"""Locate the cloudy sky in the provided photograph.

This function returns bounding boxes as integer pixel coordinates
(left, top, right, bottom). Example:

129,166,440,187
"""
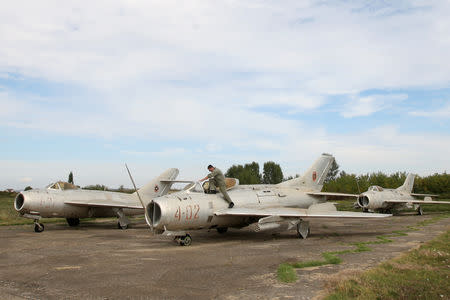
1,0,449,189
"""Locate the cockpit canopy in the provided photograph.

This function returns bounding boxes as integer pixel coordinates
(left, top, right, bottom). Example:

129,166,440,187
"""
46,181,78,190
182,178,240,194
368,185,383,192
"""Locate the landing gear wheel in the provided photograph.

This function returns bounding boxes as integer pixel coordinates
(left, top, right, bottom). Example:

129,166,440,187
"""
117,222,128,230
362,208,369,213
217,227,228,234
34,223,44,233
417,206,423,216
296,222,310,239
66,218,80,227
180,234,192,246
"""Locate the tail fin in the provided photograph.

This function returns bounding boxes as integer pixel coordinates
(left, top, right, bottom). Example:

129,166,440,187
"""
135,168,179,201
396,173,415,193
277,154,334,191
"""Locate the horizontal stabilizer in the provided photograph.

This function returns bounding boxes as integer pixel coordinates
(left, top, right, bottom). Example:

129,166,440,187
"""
411,193,439,198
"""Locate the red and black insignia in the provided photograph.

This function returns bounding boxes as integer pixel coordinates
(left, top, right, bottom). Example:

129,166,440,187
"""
312,171,317,182
154,185,159,193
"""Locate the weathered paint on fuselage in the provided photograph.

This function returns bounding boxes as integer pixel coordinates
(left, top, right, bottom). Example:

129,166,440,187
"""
15,189,142,218
149,185,325,231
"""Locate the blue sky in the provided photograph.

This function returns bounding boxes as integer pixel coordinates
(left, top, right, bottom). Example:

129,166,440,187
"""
1,0,449,189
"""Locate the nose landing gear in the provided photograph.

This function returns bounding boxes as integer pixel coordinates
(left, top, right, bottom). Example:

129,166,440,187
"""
174,234,192,246
34,221,45,233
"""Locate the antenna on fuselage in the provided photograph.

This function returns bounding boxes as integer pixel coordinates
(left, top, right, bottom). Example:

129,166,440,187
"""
125,164,153,232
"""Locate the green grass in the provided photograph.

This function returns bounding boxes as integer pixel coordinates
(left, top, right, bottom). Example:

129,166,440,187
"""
277,213,450,283
325,230,450,300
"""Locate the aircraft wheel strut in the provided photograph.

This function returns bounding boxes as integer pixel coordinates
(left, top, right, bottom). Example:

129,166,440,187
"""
297,221,310,239
417,206,423,216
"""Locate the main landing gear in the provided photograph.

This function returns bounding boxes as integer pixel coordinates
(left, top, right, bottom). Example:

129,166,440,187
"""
174,234,192,246
417,206,423,215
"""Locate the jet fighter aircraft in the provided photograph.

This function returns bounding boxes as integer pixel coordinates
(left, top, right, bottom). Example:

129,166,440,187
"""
142,154,391,246
14,168,179,232
356,173,450,215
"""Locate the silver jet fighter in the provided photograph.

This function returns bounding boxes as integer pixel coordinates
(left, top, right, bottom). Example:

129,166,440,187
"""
144,154,391,246
14,168,179,232
356,174,450,215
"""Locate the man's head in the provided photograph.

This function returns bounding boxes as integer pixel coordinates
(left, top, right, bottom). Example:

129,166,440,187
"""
207,165,215,172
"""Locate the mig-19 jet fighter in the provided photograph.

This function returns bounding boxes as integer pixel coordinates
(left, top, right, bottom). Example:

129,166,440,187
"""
142,154,391,246
356,173,450,215
14,168,179,232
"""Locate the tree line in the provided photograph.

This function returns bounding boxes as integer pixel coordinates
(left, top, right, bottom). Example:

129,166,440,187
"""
17,163,449,197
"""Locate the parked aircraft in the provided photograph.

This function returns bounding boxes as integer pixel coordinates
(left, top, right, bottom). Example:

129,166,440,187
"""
141,154,390,246
356,173,450,215
14,168,179,232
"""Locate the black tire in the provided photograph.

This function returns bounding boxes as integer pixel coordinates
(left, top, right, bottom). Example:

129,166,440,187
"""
66,218,80,227
117,222,128,230
217,227,228,234
181,234,192,246
34,223,44,233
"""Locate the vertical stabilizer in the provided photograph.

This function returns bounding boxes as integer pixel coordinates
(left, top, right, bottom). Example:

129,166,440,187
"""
135,168,179,204
277,154,335,191
396,173,415,193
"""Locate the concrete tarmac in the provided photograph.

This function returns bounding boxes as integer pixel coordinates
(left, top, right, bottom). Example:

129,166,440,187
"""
0,214,449,299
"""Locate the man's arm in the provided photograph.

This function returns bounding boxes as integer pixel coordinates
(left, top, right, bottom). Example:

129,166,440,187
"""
199,175,209,181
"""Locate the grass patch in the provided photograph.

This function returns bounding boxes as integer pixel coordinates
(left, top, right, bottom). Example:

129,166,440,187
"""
277,263,298,283
277,214,449,283
324,230,450,300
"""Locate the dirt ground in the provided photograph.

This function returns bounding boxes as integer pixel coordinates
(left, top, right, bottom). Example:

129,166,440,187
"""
0,214,449,300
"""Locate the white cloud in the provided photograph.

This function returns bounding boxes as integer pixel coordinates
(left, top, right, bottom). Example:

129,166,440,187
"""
19,177,33,183
1,1,450,189
1,1,450,94
341,94,408,118
409,103,450,118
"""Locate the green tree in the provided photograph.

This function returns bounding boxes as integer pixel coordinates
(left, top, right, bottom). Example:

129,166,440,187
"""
68,171,74,184
226,162,261,184
24,186,32,191
324,160,339,183
262,161,283,184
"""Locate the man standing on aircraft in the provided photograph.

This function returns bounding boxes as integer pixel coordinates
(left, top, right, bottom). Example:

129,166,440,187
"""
200,165,234,208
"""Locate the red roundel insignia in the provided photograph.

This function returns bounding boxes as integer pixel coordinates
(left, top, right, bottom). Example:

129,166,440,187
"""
154,185,159,193
312,171,317,182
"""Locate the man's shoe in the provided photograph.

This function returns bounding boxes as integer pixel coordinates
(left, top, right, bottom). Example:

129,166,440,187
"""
228,202,234,208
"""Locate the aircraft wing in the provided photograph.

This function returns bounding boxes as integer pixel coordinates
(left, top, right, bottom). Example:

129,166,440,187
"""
384,199,450,205
64,200,143,209
411,193,439,197
307,192,358,198
214,203,390,218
